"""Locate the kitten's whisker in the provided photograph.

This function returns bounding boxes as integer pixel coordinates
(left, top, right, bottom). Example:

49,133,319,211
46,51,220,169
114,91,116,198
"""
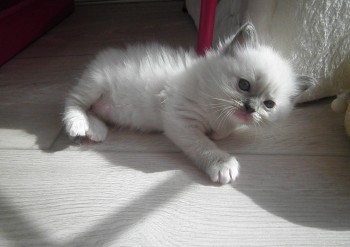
214,104,235,130
214,107,229,128
199,84,236,103
220,105,236,130
212,97,233,104
213,98,242,110
205,102,229,113
217,111,229,130
214,111,225,130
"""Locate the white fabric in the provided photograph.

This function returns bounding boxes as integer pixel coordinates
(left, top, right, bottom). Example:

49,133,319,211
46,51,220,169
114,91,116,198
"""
186,0,350,102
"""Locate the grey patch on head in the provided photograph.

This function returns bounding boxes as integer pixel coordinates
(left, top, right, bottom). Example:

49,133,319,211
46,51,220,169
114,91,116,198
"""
238,22,259,48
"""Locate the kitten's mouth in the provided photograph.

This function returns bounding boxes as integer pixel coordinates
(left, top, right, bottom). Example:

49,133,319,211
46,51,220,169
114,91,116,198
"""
234,110,252,122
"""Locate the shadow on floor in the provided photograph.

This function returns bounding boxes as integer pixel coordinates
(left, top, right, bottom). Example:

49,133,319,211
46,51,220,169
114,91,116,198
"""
234,154,350,230
0,172,196,247
53,130,350,232
0,191,58,247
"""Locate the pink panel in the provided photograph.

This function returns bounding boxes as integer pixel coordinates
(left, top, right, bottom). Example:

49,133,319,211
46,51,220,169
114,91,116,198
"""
0,0,74,66
196,0,217,55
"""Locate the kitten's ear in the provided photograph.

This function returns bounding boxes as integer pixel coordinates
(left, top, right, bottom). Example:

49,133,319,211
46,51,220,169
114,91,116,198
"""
220,22,259,56
296,75,317,92
292,75,317,103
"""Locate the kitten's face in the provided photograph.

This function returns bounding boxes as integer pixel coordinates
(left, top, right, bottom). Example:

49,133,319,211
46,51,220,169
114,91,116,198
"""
212,46,297,126
198,23,313,128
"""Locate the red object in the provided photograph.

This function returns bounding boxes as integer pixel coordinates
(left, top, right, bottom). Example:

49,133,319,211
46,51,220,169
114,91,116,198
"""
196,0,217,55
0,0,74,66
0,0,23,11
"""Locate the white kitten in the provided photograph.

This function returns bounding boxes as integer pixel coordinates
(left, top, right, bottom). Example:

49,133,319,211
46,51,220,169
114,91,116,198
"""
63,23,312,184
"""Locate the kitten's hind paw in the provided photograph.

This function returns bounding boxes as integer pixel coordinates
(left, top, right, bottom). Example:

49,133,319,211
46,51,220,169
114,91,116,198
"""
206,157,240,184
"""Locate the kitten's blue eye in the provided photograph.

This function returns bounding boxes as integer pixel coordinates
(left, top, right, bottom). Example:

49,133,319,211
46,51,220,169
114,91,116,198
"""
238,79,250,92
264,100,275,109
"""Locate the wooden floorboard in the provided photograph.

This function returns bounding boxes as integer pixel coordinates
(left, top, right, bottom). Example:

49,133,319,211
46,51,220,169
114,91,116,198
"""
0,2,349,246
0,150,349,246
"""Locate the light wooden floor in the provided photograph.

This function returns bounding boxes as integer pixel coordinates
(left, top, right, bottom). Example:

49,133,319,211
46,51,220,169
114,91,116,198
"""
1,2,350,246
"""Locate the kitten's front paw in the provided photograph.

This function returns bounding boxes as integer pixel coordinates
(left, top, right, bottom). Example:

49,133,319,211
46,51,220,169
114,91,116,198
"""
206,157,240,184
64,114,108,143
65,116,89,138
86,114,108,142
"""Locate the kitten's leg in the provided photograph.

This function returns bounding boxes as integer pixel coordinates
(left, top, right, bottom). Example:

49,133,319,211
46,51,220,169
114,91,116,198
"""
163,115,239,184
63,74,108,142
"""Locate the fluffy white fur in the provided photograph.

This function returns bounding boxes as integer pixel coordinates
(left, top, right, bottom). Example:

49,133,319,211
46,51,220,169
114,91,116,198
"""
63,23,311,184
